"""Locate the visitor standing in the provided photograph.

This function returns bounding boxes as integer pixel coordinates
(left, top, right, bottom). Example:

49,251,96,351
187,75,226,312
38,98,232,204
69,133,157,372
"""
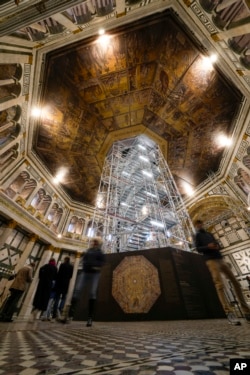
31,258,57,320
0,262,35,322
51,256,73,320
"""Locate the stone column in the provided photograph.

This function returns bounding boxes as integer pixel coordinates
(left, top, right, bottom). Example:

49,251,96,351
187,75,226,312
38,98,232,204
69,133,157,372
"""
25,183,42,207
53,247,61,264
0,219,17,247
216,0,239,12
0,53,32,64
0,221,17,302
0,95,25,112
83,216,90,237
64,252,81,307
62,211,73,235
213,23,250,40
0,79,16,86
0,163,25,191
15,234,39,272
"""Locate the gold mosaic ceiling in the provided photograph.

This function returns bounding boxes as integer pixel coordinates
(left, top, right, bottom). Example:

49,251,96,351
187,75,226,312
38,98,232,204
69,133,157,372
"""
34,10,242,205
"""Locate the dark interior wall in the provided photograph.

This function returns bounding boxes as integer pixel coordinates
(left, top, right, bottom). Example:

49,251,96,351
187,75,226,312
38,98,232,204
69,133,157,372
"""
74,247,225,321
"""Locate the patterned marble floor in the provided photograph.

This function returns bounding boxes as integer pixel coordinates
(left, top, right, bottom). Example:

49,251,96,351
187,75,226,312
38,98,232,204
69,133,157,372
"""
0,318,249,375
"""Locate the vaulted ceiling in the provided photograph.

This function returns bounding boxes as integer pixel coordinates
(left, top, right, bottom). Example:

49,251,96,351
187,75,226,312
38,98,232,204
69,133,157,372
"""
33,9,243,205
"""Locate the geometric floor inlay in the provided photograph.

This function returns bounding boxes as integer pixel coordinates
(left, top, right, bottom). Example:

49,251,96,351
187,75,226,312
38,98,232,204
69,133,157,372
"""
0,319,249,374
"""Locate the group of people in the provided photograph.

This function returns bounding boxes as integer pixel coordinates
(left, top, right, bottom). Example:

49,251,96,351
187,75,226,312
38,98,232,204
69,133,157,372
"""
31,236,105,327
31,256,73,322
0,229,250,327
0,237,105,326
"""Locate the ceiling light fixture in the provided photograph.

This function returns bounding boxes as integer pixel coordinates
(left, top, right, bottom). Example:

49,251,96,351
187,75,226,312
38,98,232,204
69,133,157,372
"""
31,107,42,117
97,30,111,48
53,168,67,184
200,54,217,71
181,180,195,196
209,54,217,63
217,134,232,147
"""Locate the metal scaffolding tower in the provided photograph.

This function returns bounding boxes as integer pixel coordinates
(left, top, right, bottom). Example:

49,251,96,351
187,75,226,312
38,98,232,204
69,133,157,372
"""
91,136,195,253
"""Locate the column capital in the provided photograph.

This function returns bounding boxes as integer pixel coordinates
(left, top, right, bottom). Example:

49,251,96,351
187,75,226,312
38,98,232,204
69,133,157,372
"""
29,234,39,242
183,0,192,6
47,244,55,251
8,220,17,228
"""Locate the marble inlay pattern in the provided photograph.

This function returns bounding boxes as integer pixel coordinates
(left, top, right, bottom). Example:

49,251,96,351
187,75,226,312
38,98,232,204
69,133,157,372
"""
112,255,161,313
0,319,249,374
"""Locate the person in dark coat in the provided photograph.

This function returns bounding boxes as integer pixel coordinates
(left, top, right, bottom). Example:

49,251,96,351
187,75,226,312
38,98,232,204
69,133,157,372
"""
52,256,73,319
31,258,57,320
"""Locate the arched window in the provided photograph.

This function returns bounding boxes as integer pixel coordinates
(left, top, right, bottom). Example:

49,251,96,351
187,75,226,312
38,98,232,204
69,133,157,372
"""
75,218,84,235
44,18,65,34
31,189,52,215
48,203,63,230
31,188,45,208
0,64,22,80
19,179,37,200
37,194,52,215
0,82,22,103
0,144,19,170
47,203,59,222
228,35,250,55
67,216,78,233
47,203,63,225
65,4,92,25
5,171,30,198
87,219,98,237
92,0,114,17
53,207,63,228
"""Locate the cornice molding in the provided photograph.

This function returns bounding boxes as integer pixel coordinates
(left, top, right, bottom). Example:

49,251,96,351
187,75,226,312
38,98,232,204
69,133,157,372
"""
0,192,85,251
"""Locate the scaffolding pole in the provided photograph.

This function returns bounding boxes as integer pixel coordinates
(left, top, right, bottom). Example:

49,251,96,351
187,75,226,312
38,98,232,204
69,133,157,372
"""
91,135,195,253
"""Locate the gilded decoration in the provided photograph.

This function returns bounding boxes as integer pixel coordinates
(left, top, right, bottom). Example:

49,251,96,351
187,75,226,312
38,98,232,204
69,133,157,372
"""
34,11,242,205
112,255,161,313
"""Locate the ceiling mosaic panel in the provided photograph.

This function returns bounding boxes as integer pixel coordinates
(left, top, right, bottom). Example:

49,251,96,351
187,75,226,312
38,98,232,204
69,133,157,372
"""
34,10,242,205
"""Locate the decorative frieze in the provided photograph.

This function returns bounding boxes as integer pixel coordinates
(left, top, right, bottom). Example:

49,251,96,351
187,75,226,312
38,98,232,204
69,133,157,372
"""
190,1,217,34
235,139,249,161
